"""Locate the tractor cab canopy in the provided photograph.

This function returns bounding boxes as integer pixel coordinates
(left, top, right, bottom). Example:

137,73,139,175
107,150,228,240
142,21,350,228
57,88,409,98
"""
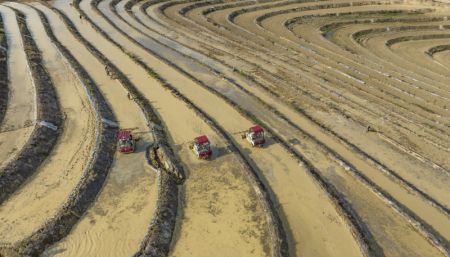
249,126,264,139
194,135,210,151
118,130,135,153
247,125,265,146
195,135,209,145
193,135,212,158
249,125,264,134
118,130,132,141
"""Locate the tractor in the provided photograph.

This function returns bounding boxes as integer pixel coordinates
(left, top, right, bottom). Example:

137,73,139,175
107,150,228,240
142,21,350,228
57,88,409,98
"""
242,125,265,147
190,135,212,159
117,130,135,153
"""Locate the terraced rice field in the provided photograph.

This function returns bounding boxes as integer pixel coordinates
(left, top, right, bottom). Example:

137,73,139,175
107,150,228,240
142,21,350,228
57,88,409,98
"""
0,0,449,257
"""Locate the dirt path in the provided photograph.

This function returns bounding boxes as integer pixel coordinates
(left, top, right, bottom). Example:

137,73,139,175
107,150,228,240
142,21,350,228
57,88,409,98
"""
46,1,274,256
0,5,35,168
0,2,96,244
29,3,158,257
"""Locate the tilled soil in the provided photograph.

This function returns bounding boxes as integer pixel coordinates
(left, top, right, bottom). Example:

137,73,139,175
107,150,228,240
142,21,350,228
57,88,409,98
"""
0,0,449,257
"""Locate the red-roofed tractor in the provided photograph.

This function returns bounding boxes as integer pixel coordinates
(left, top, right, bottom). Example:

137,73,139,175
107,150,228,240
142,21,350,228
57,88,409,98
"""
117,130,135,153
242,125,265,147
190,135,212,159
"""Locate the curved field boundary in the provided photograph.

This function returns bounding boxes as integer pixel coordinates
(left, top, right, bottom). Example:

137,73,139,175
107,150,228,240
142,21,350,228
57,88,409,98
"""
427,44,450,55
227,2,447,118
282,8,436,28
0,10,62,204
51,4,186,257
0,15,7,125
130,0,450,252
352,26,450,44
387,33,450,46
315,21,450,123
160,0,450,213
74,0,185,182
174,0,325,19
0,6,118,256
148,1,450,254
224,2,450,155
201,0,255,16
323,19,450,97
349,26,450,117
284,20,450,142
317,16,447,34
97,1,380,256
176,2,450,219
204,0,446,118
286,11,442,31
134,0,450,220
196,0,450,150
136,162,177,257
149,0,402,138
224,5,450,252
77,1,289,255
161,0,450,213
178,0,450,218
229,1,394,23
244,4,449,131
329,26,450,171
